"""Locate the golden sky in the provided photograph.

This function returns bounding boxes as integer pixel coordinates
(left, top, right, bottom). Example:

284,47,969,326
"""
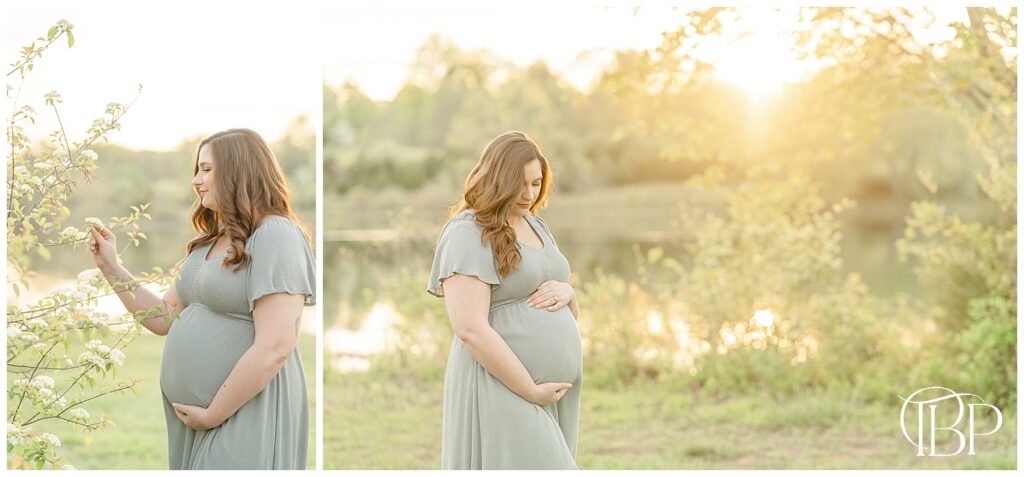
322,1,972,101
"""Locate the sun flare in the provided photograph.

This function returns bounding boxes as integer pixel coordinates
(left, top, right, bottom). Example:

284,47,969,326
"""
701,9,812,98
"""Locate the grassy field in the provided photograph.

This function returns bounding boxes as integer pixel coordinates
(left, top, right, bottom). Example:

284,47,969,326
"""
323,368,1016,470
12,332,316,470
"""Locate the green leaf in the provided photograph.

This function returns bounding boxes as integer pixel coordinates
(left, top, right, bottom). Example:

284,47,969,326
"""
47,26,58,41
66,30,74,48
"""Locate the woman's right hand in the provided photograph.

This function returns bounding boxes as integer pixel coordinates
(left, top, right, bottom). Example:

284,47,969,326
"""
88,225,120,272
528,382,573,406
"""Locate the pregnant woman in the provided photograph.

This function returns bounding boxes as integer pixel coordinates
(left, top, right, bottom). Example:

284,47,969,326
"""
87,128,315,469
427,130,583,469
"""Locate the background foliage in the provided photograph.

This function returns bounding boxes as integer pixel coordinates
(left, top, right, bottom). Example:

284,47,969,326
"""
323,7,1016,469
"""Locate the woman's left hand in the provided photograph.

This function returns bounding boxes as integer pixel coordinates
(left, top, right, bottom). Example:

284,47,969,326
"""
528,280,575,311
171,403,224,431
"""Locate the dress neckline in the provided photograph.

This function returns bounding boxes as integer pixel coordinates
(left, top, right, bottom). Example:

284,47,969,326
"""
516,214,546,252
458,210,546,252
200,215,291,262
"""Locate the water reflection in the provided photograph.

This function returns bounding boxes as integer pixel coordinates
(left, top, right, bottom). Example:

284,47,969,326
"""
325,302,402,373
324,221,908,372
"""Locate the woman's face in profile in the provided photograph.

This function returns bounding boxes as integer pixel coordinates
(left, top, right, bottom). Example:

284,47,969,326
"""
192,145,219,211
511,158,543,218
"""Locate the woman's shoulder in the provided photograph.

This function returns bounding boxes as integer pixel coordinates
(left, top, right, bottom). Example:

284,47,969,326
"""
247,215,308,248
443,210,482,231
439,210,488,244
256,214,300,230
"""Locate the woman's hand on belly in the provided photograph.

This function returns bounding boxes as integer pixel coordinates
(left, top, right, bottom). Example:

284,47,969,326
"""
171,402,226,431
443,273,572,407
527,280,575,312
528,382,574,406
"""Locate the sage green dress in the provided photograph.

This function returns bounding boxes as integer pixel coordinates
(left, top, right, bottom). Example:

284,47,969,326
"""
427,210,583,470
160,216,315,470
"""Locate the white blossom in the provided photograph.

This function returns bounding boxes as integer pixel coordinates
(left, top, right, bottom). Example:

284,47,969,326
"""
79,351,105,367
84,217,104,228
72,289,89,302
77,268,103,284
33,162,55,170
96,344,111,354
27,318,47,329
79,149,98,161
53,286,75,296
109,349,125,366
38,433,61,447
69,408,90,420
31,376,55,389
7,424,24,446
85,339,102,350
88,311,111,325
7,326,22,338
62,226,81,237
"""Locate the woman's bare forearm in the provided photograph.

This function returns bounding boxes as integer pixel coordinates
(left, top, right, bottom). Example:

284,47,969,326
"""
459,325,540,401
98,263,174,335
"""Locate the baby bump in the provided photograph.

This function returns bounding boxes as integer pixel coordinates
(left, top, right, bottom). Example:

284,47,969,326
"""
160,305,254,407
491,301,582,385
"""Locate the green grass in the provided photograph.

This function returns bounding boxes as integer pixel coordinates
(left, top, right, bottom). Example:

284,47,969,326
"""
12,332,316,470
323,368,1016,470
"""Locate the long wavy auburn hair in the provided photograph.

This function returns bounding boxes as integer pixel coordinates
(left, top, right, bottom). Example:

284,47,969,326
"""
186,128,309,272
450,130,553,276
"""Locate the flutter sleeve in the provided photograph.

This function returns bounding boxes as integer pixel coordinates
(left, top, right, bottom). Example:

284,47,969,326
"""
426,218,500,297
245,218,316,312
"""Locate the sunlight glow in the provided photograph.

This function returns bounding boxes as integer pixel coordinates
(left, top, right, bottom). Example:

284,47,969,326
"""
752,309,776,328
713,38,799,96
705,10,809,98
646,311,664,334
